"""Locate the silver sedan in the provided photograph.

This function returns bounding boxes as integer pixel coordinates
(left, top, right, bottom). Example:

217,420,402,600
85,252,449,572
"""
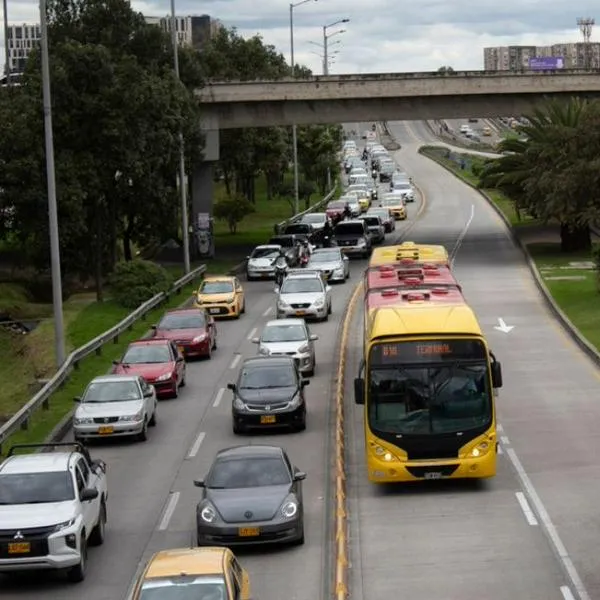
306,248,350,282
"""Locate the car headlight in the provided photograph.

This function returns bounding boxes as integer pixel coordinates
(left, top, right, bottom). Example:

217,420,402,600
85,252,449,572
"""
225,296,235,304
120,411,143,422
277,300,288,308
287,394,301,408
281,499,298,519
357,239,366,247
192,334,207,343
74,416,93,425
372,444,398,462
233,397,246,410
313,298,325,308
52,518,76,533
200,504,218,523
297,344,309,353
259,346,270,356
195,298,204,305
156,372,173,382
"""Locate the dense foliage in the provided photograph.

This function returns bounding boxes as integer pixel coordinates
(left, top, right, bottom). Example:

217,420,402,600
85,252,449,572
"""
480,98,600,252
109,260,173,309
0,1,341,298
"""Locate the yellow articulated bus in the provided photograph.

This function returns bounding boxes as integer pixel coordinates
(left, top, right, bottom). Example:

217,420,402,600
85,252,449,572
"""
369,241,450,268
354,304,503,483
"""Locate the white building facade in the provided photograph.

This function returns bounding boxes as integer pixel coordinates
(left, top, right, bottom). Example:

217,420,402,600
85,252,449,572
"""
5,23,41,75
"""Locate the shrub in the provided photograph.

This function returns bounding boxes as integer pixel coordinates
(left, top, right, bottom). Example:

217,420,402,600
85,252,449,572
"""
213,192,255,234
592,246,600,288
109,260,173,309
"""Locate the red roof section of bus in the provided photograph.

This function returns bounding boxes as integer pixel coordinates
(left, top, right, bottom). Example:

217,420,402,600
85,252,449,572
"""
365,262,461,291
365,287,466,311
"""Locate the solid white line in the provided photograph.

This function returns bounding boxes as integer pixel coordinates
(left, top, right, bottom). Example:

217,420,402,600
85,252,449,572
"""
263,306,273,317
506,448,591,600
560,586,576,600
157,492,180,531
500,435,510,445
450,204,475,267
187,432,206,459
247,327,258,340
515,491,539,526
229,354,242,370
212,387,225,408
497,444,504,455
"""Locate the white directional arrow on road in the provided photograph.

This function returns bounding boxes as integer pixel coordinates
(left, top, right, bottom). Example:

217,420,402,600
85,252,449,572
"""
494,318,514,333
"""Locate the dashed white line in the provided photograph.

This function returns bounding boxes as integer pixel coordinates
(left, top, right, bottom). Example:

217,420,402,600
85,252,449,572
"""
187,431,206,459
515,491,539,526
212,387,225,408
500,435,510,445
263,306,273,317
560,586,576,600
506,447,591,600
229,354,242,370
497,423,504,432
497,444,504,455
450,204,475,267
157,492,180,531
247,327,258,340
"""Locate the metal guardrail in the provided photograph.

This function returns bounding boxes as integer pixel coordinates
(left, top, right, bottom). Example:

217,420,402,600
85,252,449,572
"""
0,264,207,453
275,185,338,233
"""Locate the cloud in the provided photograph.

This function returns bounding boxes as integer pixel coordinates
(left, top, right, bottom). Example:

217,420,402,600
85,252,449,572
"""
1,0,598,74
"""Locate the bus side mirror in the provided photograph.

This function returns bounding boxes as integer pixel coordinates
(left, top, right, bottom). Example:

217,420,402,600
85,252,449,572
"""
354,378,365,405
491,361,503,389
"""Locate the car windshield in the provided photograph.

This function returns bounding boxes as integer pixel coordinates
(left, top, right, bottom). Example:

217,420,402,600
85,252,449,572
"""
270,237,293,247
122,344,171,364
302,214,325,224
208,456,291,488
83,380,141,403
327,202,344,210
335,224,365,236
159,313,206,329
0,471,75,504
140,576,227,600
200,281,234,294
251,247,280,259
262,324,307,343
239,365,296,389
280,278,323,294
362,217,379,227
285,225,309,234
395,183,411,191
309,251,340,263
368,363,491,435
368,211,388,220
381,199,401,206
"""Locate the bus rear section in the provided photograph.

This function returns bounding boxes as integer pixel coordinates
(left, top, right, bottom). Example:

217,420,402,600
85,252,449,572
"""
364,263,461,292
354,305,503,483
369,241,450,268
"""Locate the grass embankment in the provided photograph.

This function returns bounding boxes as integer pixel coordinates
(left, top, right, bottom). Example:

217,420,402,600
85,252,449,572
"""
419,145,600,353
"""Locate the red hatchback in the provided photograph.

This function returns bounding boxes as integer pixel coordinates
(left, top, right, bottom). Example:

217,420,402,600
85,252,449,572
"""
151,308,217,359
326,200,348,223
112,339,186,398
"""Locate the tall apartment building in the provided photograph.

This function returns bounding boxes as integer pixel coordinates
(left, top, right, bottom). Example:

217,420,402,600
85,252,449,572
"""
483,42,600,70
144,14,222,50
5,23,41,76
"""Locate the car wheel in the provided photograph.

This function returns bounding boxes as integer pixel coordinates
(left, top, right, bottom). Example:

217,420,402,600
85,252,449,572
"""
212,334,217,351
328,302,332,315
67,536,87,582
149,408,157,426
89,501,106,546
172,383,179,399
180,372,186,387
241,300,246,314
138,420,148,442
246,273,254,281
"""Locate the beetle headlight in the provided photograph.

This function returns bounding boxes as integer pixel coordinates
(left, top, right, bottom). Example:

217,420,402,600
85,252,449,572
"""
200,505,217,523
281,500,298,519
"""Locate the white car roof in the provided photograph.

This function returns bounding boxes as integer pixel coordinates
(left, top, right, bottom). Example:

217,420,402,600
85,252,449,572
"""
265,318,306,327
254,244,282,250
285,270,322,279
1,452,75,475
91,374,140,384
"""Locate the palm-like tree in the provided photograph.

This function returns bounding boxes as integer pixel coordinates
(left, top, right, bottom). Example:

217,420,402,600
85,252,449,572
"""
480,97,596,252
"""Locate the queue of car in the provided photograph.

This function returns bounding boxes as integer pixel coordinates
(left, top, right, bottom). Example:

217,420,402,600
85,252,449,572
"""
0,134,415,597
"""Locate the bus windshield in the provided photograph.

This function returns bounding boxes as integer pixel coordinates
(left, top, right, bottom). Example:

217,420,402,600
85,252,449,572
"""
366,340,491,435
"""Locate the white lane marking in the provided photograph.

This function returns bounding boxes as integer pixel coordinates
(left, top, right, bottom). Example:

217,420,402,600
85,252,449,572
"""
158,492,180,531
212,387,225,408
497,423,504,432
506,448,591,600
229,354,242,370
263,306,273,316
515,491,539,526
247,327,258,340
561,586,576,600
450,204,475,267
500,435,510,445
497,444,504,455
187,431,206,459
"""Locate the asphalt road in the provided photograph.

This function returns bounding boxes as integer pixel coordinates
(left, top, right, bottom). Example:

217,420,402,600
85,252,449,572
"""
346,121,600,600
0,124,423,600
439,118,503,148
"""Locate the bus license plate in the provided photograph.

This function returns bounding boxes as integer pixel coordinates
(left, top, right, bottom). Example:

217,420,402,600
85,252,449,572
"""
8,542,31,554
424,472,442,480
98,426,114,435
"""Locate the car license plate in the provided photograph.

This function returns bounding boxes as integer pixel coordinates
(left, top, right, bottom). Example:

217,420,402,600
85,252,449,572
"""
260,415,276,424
209,308,220,314
295,310,306,316
238,527,260,537
98,426,114,435
8,542,31,554
424,472,443,480
177,345,185,353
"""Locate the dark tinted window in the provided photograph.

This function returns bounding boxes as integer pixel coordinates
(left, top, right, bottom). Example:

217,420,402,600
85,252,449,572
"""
159,313,206,329
0,471,75,504
285,224,310,234
140,577,227,600
362,217,380,227
335,223,365,236
270,237,294,247
208,456,291,488
250,247,280,259
239,364,296,388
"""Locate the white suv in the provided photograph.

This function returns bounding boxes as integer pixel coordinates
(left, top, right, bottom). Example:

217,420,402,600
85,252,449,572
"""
0,443,108,582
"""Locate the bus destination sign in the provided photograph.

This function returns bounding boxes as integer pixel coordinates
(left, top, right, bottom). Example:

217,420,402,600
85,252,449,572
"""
371,339,486,364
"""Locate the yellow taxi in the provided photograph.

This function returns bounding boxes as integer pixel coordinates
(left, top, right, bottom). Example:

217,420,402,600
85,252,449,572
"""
379,195,407,220
131,547,251,600
348,189,370,211
194,275,245,319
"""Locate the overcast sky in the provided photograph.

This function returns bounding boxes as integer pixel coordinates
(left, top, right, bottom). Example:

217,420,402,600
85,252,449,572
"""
1,1,598,74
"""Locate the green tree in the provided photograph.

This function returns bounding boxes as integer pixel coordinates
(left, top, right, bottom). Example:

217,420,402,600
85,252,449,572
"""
438,66,455,74
480,98,598,252
213,192,255,234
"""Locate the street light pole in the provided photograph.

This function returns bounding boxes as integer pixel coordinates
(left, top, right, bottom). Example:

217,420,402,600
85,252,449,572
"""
322,26,327,75
3,0,9,83
39,0,66,366
170,0,191,274
322,19,349,76
289,0,316,216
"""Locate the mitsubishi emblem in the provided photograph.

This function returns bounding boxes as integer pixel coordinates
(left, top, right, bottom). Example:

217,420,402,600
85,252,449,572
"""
13,531,24,540
265,406,270,412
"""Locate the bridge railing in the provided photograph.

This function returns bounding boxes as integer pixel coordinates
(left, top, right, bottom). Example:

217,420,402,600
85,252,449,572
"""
275,185,338,233
0,265,207,454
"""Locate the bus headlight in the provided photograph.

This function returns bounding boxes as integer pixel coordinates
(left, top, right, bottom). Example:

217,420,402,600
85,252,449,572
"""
373,444,397,462
470,442,489,457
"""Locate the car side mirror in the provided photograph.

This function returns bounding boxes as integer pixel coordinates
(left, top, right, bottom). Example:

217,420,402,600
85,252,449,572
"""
80,488,99,502
354,377,365,405
294,471,307,481
144,389,154,398
73,396,82,403
491,361,503,389
227,383,236,391
309,334,318,341
245,255,250,260
193,479,205,488
150,325,157,330
301,379,310,387
251,337,260,344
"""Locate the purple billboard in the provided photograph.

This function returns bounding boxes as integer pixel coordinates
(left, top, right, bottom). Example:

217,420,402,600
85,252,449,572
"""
528,57,565,70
